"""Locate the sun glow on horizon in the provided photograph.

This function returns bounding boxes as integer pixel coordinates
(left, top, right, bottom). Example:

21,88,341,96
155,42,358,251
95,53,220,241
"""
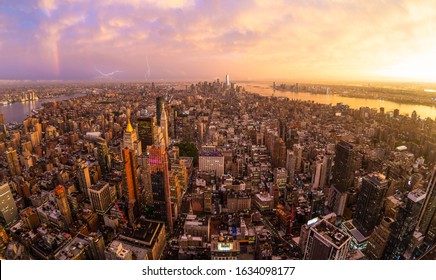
1,0,436,81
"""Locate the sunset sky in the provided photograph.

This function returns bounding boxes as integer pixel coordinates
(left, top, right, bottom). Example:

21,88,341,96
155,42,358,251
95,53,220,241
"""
1,0,435,82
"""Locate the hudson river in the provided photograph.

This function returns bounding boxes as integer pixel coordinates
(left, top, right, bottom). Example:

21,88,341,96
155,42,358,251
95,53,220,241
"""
0,93,85,124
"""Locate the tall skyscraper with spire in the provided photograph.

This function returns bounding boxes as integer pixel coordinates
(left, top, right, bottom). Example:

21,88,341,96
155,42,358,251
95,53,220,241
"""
155,97,169,148
123,108,141,155
160,105,169,148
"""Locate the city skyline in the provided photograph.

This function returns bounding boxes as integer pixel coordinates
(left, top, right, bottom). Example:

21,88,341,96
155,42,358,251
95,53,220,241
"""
0,79,435,260
1,0,436,82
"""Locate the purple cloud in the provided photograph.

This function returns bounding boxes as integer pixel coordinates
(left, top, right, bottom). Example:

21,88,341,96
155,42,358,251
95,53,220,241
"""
0,0,435,82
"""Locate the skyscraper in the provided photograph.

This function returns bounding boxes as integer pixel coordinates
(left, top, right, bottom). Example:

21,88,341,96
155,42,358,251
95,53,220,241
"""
417,165,436,244
0,182,18,226
53,185,73,226
225,74,230,87
292,144,303,172
332,141,354,193
5,147,21,176
327,141,354,215
77,161,92,195
88,181,113,214
160,105,169,148
169,171,181,218
122,147,140,226
137,154,153,207
365,216,395,259
137,116,155,151
148,145,173,230
122,148,140,203
353,173,389,237
303,219,351,260
123,115,141,155
95,138,110,178
384,188,426,259
156,97,163,126
272,138,286,168
286,149,296,182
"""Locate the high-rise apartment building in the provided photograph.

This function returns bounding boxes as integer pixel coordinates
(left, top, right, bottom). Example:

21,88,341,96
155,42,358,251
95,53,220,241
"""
354,173,389,237
384,188,426,259
292,144,303,172
328,141,355,215
0,182,18,226
365,216,395,259
303,219,351,260
332,141,354,193
88,181,113,214
5,147,21,176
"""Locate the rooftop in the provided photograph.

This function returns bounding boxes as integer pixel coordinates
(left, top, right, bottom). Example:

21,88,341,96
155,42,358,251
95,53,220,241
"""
312,220,351,248
365,172,388,188
109,240,148,260
89,180,109,191
119,219,164,247
55,235,90,260
343,220,370,242
255,192,273,202
407,188,426,203
200,151,223,157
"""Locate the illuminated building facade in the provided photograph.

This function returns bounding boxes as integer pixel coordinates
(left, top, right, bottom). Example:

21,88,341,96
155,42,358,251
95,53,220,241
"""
211,235,240,260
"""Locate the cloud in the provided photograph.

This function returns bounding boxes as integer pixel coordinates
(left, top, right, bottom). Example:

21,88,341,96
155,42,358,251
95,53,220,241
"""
0,0,435,81
38,0,57,17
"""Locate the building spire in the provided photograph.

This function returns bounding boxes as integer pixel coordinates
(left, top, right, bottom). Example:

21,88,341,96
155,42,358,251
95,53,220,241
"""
126,118,134,133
